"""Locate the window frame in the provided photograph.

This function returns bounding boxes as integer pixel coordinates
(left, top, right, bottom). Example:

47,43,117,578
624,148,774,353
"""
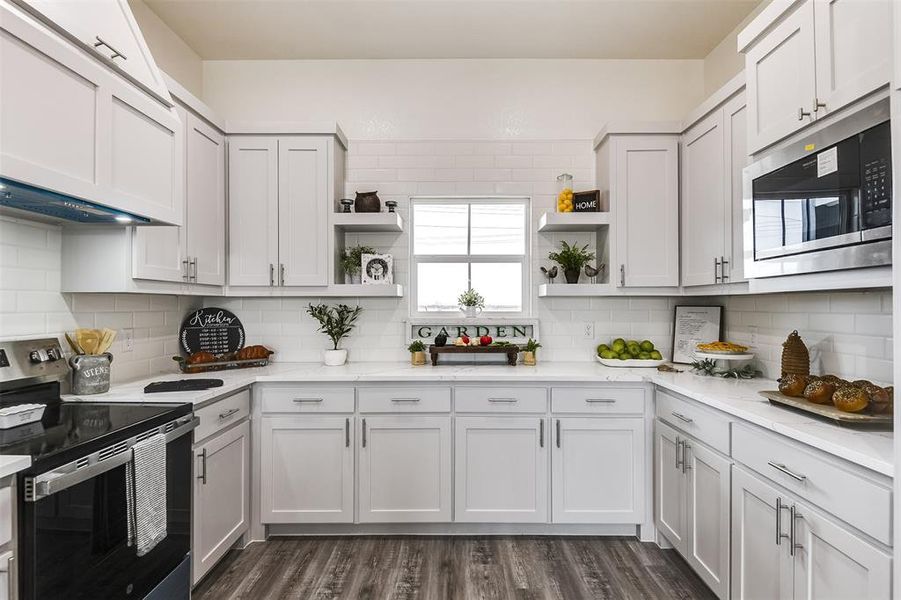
409,196,531,318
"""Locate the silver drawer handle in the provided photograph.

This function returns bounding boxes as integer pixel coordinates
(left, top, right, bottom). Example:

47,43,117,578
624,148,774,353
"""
391,397,421,403
671,411,693,423
488,397,518,403
94,35,126,60
768,461,807,482
218,408,240,420
293,398,324,403
585,398,616,404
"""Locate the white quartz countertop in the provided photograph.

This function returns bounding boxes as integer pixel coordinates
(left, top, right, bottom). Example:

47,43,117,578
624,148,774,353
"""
64,361,894,478
0,454,31,479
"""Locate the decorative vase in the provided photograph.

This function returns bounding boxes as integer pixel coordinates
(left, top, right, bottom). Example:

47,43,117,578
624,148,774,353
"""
522,351,536,366
434,333,448,347
564,268,580,284
354,191,381,213
781,330,809,378
345,272,362,285
323,349,348,366
461,306,482,318
411,351,427,365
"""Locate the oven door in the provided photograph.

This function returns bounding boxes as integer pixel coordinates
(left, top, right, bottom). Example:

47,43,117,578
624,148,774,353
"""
18,430,192,600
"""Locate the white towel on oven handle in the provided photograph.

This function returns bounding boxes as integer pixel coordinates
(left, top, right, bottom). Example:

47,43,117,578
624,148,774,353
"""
126,433,167,556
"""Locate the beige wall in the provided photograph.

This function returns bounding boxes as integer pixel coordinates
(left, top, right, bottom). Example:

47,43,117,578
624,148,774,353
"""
128,0,203,97
702,0,771,95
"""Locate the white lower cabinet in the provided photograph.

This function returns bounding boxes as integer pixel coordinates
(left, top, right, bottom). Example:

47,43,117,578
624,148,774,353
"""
193,420,250,586
454,416,548,523
260,416,354,524
358,416,451,523
551,417,644,524
655,420,687,551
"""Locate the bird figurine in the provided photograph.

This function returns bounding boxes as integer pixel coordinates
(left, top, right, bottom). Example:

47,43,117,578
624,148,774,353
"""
541,266,558,284
584,264,600,284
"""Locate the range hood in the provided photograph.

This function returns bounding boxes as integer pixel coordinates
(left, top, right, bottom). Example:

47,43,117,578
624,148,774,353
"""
0,178,151,225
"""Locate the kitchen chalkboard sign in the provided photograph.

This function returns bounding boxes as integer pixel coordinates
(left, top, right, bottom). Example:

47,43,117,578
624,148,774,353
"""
179,308,246,356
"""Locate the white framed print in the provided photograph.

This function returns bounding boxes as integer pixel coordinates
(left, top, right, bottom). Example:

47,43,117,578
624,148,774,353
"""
672,305,723,364
361,253,393,285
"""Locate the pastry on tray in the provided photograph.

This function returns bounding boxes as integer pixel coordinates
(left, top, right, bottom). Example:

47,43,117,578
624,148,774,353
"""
778,373,808,397
802,379,836,405
696,341,749,354
832,386,869,413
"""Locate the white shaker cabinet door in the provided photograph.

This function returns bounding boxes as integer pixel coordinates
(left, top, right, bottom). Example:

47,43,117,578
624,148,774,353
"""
791,499,892,600
654,420,686,553
260,416,354,524
744,0,817,154
813,0,892,118
192,420,250,586
454,416,548,523
358,416,452,523
723,92,749,284
185,113,226,286
731,466,793,600
277,137,330,287
614,135,679,287
228,137,279,287
552,417,644,524
681,111,726,287
684,438,731,600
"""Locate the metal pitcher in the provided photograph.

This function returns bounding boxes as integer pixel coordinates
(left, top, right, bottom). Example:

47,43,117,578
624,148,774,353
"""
70,353,113,395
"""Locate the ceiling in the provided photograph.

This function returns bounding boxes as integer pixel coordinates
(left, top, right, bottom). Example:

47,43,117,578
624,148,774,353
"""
143,0,760,60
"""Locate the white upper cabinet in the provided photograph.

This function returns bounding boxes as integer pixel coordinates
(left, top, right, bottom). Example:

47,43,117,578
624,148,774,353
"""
723,93,749,284
17,0,170,103
185,112,226,285
741,0,891,155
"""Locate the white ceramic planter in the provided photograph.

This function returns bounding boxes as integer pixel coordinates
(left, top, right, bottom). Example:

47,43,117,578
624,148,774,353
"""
323,349,348,366
461,306,482,319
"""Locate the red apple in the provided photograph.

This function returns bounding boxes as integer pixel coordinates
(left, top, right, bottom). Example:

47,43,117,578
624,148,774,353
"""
461,336,470,344
480,335,492,346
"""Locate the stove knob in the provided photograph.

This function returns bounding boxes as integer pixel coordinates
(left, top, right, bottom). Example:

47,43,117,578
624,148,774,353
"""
29,349,49,363
46,347,62,361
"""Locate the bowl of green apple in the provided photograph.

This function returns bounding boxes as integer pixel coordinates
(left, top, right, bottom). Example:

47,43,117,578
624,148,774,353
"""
596,338,666,368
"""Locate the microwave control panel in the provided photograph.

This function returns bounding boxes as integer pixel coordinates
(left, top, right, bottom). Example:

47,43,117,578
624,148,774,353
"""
860,122,892,229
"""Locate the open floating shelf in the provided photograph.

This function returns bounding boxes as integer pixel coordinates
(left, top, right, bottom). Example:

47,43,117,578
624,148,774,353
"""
324,284,404,297
537,212,610,232
333,212,404,233
538,283,614,297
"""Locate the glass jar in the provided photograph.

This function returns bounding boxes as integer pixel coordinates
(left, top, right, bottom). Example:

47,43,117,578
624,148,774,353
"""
556,173,573,212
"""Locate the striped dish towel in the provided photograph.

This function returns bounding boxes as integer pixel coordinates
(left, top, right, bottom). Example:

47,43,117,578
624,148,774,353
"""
126,433,168,556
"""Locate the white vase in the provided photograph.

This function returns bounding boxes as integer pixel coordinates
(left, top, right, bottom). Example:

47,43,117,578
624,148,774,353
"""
323,349,348,366
344,272,362,285
461,306,482,318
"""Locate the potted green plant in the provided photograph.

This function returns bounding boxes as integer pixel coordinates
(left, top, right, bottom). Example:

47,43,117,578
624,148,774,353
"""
341,244,376,284
305,303,363,366
407,340,427,365
548,241,596,284
457,288,485,318
522,338,542,365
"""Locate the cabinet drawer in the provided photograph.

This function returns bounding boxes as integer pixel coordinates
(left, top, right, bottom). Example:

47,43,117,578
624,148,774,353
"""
551,387,644,415
455,386,547,413
732,423,892,545
358,386,451,413
194,389,250,443
260,386,354,414
655,389,730,455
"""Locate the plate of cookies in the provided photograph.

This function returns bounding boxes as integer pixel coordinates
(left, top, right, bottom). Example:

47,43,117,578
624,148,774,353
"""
760,374,893,427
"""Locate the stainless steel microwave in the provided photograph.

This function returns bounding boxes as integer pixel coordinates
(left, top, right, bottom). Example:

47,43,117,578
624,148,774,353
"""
743,99,891,279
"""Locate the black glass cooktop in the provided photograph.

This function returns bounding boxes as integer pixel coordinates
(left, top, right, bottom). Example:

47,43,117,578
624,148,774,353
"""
0,382,191,471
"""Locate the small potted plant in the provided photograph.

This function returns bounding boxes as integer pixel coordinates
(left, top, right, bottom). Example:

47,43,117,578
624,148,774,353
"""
341,244,376,284
306,303,363,366
548,241,596,284
522,338,542,365
457,288,485,318
407,340,427,365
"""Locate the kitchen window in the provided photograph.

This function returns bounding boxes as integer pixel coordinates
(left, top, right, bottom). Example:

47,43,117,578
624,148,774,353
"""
411,197,529,315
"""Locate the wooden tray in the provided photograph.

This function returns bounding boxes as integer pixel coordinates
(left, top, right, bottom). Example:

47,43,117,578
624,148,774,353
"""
177,357,270,374
759,390,893,428
429,345,519,366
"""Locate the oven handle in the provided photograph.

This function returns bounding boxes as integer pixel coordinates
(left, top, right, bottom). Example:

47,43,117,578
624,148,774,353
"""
25,416,198,502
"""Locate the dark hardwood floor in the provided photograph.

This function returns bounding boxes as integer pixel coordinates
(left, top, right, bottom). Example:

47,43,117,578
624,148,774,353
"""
194,536,716,600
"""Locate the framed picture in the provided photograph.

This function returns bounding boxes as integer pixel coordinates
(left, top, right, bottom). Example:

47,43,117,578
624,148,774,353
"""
671,305,723,364
361,253,393,285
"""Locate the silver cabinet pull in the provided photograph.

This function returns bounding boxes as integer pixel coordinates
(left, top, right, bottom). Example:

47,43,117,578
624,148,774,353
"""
675,436,683,470
362,418,367,448
682,442,691,473
539,419,544,448
555,419,561,448
269,264,275,287
767,461,807,482
182,258,190,281
345,418,350,448
391,397,421,403
671,411,693,424
197,448,207,485
279,263,286,286
94,35,126,60
619,264,625,287
218,407,240,420
798,107,812,120
488,397,517,403
790,504,803,556
714,257,721,283
293,397,324,404
813,98,826,113
190,257,198,282
585,398,616,404
720,256,729,281
775,497,784,545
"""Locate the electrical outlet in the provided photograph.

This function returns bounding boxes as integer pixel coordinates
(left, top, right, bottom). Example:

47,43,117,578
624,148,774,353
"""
583,321,594,338
123,328,134,352
748,326,758,347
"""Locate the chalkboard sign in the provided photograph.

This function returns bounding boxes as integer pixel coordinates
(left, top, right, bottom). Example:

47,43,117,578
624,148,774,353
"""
573,190,600,212
179,308,245,356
